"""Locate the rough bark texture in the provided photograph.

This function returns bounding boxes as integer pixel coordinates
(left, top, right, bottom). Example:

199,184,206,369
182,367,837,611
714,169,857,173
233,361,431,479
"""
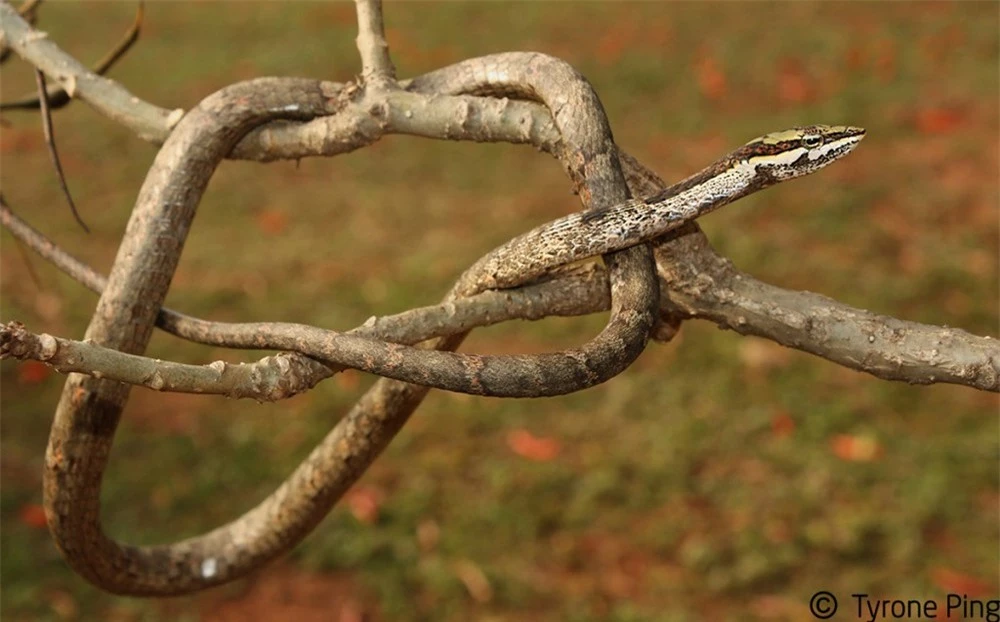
0,0,996,598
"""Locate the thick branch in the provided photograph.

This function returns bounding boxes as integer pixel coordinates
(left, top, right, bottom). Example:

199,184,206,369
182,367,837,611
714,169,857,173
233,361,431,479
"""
1,7,994,599
2,79,994,392
1,322,328,400
654,233,1000,391
0,0,38,63
6,215,997,394
229,89,560,162
32,52,660,591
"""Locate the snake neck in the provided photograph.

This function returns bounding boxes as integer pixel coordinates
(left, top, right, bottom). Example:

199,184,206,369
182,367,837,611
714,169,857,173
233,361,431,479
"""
645,157,765,225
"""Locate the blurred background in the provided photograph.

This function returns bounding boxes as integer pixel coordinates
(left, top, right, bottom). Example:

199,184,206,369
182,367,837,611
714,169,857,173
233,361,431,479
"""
1,3,996,621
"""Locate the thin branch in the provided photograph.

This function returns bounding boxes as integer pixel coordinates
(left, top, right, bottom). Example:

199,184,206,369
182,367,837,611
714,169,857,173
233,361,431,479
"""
354,0,395,88
1,194,43,287
0,2,176,141
1,2,143,110
1,322,327,400
0,195,101,289
34,70,89,232
1,194,615,372
0,2,992,595
2,84,996,393
2,178,652,398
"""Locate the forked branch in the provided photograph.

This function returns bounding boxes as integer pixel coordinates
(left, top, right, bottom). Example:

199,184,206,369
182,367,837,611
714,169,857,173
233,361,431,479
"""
1,2,143,110
0,0,995,599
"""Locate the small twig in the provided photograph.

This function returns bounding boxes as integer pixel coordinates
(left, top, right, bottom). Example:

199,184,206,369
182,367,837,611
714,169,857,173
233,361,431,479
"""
0,2,175,142
1,2,143,111
19,0,42,21
354,0,395,89
0,195,100,289
2,90,996,393
10,234,43,287
34,70,88,232
0,193,43,288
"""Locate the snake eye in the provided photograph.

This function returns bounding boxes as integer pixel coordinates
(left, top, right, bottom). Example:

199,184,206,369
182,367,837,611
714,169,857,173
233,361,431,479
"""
802,134,823,148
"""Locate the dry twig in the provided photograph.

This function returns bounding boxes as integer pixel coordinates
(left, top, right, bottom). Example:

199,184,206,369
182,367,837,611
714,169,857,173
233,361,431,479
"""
0,0,996,598
2,3,143,110
34,70,88,231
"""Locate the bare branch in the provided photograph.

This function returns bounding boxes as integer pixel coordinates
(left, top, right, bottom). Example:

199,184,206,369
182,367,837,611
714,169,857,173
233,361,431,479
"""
229,89,561,162
653,232,1000,392
3,77,995,393
7,192,996,394
2,2,994,599
0,322,326,400
0,0,40,64
354,0,395,88
2,199,42,288
0,195,617,395
2,2,143,110
0,2,176,141
34,70,89,232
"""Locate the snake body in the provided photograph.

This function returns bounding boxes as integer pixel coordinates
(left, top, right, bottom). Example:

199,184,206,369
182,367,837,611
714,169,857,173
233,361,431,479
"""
41,54,863,595
461,123,865,295
41,60,662,594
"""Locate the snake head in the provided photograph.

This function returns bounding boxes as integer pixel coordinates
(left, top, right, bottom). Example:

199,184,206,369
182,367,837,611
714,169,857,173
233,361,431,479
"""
737,124,866,182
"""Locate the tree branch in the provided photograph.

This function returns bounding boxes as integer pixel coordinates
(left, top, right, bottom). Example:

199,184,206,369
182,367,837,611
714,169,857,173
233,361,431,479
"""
2,74,995,392
354,0,395,88
2,2,995,599
0,0,39,64
8,197,995,394
0,1,178,141
34,69,89,231
1,321,330,400
654,232,1000,391
1,2,143,110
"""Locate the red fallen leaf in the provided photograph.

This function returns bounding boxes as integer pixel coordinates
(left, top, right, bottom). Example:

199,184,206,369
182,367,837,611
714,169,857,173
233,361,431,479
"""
930,567,992,598
914,107,965,134
845,44,866,71
18,361,51,385
776,58,814,105
506,429,561,462
46,589,79,620
453,559,493,604
0,128,43,154
831,434,881,462
874,39,898,82
255,209,288,236
339,602,365,622
345,486,384,525
18,503,48,530
416,519,441,553
596,23,631,66
694,52,727,101
771,412,795,439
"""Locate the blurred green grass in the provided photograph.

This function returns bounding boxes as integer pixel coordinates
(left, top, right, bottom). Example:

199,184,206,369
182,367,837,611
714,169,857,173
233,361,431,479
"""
1,3,997,621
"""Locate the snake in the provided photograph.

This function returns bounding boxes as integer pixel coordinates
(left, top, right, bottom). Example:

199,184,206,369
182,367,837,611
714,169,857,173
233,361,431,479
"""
37,52,863,594
41,121,865,400
458,123,865,295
